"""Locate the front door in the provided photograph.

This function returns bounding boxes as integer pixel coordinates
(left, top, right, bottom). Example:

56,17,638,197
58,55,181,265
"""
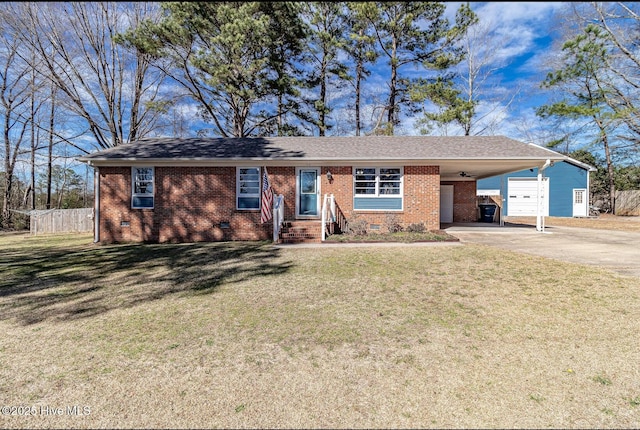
573,188,588,217
297,167,320,218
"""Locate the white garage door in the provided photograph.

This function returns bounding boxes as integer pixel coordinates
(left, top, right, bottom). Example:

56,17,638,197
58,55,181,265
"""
507,178,549,216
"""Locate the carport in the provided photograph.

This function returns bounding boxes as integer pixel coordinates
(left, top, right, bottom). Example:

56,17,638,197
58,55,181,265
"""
439,155,561,232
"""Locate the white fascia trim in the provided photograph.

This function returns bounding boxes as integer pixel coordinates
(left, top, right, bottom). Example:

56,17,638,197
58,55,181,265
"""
562,157,598,172
82,158,414,167
80,155,569,168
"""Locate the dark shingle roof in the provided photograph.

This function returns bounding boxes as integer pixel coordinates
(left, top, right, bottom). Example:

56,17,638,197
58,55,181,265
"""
79,135,566,163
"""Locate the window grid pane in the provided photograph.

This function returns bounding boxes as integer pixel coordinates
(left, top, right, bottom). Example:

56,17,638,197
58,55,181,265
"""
237,167,261,210
355,168,377,195
132,167,154,209
379,168,401,195
354,167,402,198
134,168,154,195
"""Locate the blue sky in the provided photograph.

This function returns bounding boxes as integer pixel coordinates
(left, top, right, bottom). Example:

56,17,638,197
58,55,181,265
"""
9,2,626,195
412,2,570,139
69,3,575,154
97,2,575,146
305,2,572,142
441,2,569,140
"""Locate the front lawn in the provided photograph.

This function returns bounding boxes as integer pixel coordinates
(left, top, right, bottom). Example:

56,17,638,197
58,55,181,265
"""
1,233,638,428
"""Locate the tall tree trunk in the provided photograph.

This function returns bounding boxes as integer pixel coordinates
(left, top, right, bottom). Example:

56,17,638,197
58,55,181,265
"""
2,112,22,227
595,117,616,213
319,60,327,137
29,68,36,210
386,39,398,135
355,57,362,137
46,85,55,209
277,93,284,136
56,168,67,209
2,114,13,227
602,131,616,213
83,165,89,207
30,137,35,210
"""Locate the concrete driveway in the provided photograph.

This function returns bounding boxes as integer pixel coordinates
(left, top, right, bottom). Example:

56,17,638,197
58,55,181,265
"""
445,223,640,279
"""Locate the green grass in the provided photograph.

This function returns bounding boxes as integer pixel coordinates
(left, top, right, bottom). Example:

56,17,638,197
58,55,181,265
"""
592,373,613,386
1,232,639,429
627,396,640,407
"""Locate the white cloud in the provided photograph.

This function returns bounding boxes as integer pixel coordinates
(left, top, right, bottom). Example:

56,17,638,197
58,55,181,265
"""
473,2,565,23
449,2,568,66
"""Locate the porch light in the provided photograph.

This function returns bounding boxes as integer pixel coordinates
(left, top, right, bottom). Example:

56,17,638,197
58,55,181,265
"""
326,170,333,183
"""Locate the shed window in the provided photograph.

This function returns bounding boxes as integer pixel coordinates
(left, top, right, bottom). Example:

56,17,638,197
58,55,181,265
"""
132,167,154,209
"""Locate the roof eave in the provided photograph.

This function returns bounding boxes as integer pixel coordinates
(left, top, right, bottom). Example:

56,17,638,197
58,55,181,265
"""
78,155,568,167
561,157,598,171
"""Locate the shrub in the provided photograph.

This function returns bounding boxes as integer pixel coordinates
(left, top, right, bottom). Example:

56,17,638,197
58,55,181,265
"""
384,214,403,233
406,222,426,233
344,214,368,236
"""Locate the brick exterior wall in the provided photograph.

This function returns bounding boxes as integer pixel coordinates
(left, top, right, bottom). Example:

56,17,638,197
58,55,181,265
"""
321,166,441,231
441,180,478,222
97,165,477,243
99,166,269,243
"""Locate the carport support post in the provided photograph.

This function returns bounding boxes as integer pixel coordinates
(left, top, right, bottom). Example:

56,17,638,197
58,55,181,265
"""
536,159,551,232
500,176,505,227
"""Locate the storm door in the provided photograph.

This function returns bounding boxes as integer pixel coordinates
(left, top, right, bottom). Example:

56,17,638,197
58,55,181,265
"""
296,167,320,218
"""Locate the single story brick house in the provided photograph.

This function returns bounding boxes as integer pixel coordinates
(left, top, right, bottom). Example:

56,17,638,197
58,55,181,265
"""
78,135,571,244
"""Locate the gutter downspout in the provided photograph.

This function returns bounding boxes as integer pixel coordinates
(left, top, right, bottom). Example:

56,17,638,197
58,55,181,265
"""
536,159,551,232
93,165,100,243
586,167,591,215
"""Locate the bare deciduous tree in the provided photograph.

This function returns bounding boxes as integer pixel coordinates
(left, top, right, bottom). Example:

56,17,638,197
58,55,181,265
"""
457,20,521,136
5,2,167,149
0,28,31,227
569,2,640,152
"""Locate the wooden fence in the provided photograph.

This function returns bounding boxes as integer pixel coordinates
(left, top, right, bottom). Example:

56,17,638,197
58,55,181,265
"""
30,208,93,235
615,190,640,216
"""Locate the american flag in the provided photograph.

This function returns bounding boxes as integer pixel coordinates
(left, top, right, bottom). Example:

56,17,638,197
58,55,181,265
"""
260,167,273,223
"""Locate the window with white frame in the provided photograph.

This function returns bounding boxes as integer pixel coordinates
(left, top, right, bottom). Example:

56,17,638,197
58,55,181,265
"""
237,167,260,209
354,167,402,196
132,166,154,209
353,167,403,210
354,168,377,195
